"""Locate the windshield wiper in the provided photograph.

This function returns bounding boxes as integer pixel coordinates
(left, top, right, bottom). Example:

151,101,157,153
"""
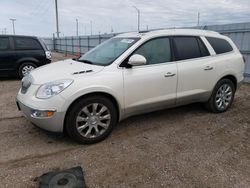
77,59,93,64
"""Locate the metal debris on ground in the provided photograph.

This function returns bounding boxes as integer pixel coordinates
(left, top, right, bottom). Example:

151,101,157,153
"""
38,166,86,188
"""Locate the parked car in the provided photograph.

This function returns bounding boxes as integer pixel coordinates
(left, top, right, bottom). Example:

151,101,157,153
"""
16,29,245,144
0,35,51,78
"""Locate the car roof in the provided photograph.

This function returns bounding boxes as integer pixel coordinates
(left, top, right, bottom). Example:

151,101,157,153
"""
116,29,221,39
0,34,38,38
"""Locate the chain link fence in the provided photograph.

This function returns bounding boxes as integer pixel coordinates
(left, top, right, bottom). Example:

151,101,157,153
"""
43,22,250,80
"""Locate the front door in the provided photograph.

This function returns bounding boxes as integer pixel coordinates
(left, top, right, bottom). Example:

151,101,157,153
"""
122,37,178,117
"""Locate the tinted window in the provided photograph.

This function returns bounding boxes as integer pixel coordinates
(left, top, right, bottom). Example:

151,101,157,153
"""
0,37,10,50
14,37,42,50
133,38,171,65
206,37,233,54
173,37,205,61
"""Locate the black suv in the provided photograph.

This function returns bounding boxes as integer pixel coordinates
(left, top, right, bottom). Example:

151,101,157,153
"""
0,35,51,78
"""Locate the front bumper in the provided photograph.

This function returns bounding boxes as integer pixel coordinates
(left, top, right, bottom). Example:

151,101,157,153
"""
17,100,65,132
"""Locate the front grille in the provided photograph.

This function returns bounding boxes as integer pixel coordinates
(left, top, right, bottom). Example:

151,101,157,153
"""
21,76,32,94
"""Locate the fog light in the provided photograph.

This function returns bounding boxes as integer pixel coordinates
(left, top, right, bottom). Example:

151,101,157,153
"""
31,110,55,118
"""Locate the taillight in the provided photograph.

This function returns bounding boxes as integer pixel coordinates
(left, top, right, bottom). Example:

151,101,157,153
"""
45,51,52,60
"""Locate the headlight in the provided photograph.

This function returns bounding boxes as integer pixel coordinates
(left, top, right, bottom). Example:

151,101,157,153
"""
36,79,73,99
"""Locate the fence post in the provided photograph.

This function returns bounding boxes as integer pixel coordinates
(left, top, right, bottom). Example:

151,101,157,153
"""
87,36,90,51
53,33,56,51
99,34,101,44
65,37,67,57
79,36,81,55
72,36,74,55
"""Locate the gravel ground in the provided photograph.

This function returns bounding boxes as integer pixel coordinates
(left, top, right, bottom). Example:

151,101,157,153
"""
0,53,250,187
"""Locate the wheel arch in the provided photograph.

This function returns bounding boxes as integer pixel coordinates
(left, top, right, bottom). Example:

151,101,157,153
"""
16,58,39,69
219,74,237,89
63,91,121,133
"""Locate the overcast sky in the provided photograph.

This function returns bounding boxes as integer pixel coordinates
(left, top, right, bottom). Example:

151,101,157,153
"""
0,0,250,37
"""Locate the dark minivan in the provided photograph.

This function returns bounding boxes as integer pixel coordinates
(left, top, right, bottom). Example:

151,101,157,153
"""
0,35,51,78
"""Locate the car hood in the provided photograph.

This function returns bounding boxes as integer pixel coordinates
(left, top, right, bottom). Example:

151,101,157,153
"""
30,59,105,84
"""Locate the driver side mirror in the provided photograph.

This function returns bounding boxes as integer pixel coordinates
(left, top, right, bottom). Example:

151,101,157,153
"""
128,54,147,66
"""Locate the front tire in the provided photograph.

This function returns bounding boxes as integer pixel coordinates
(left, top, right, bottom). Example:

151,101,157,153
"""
65,95,118,144
18,62,37,78
205,79,235,113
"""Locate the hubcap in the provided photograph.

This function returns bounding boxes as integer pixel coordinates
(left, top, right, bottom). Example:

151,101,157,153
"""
22,65,35,76
215,83,233,110
76,103,111,138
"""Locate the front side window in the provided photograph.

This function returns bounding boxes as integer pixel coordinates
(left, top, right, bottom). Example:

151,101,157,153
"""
78,37,139,66
206,37,233,54
14,37,42,50
133,37,172,65
0,37,10,51
173,36,206,61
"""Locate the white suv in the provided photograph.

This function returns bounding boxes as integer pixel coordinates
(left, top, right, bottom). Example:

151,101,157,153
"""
17,29,245,144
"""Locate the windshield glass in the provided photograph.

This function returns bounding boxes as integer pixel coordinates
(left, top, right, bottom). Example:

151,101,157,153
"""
78,37,140,66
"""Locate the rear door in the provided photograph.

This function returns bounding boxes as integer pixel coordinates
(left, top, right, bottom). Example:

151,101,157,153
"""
173,36,216,104
0,37,15,71
13,37,45,69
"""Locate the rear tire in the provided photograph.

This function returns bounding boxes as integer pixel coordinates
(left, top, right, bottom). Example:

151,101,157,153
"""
205,78,235,113
65,95,118,144
18,62,37,78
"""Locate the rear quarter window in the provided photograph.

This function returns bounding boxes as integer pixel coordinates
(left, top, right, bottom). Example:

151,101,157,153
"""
0,37,10,50
206,37,233,54
14,37,42,50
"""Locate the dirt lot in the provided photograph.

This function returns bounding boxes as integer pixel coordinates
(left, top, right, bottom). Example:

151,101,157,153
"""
0,53,250,187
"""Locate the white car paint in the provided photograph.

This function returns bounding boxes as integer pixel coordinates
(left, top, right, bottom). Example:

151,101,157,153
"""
16,29,245,133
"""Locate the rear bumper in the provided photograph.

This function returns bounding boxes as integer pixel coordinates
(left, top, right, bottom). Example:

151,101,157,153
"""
17,100,65,132
237,80,244,90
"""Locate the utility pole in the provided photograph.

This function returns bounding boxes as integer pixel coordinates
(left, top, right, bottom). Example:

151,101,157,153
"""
133,6,140,32
55,0,60,38
197,12,200,26
10,18,16,34
90,21,93,35
4,28,7,34
76,19,78,36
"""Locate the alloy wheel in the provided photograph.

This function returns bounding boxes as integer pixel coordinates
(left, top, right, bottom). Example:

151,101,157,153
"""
22,65,35,76
215,83,233,111
76,103,111,138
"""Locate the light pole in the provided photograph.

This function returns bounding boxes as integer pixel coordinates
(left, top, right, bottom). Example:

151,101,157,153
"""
76,18,79,36
133,6,140,32
55,0,60,38
10,18,16,34
90,20,93,35
197,12,200,26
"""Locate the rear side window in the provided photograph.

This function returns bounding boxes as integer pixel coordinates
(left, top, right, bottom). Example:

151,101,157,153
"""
14,37,42,50
133,37,172,65
206,37,233,54
0,37,10,50
173,36,209,61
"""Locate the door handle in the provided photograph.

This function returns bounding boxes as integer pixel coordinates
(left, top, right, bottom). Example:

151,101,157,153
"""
204,66,214,71
164,72,176,77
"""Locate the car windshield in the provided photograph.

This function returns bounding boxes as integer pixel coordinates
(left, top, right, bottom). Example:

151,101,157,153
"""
78,37,140,66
